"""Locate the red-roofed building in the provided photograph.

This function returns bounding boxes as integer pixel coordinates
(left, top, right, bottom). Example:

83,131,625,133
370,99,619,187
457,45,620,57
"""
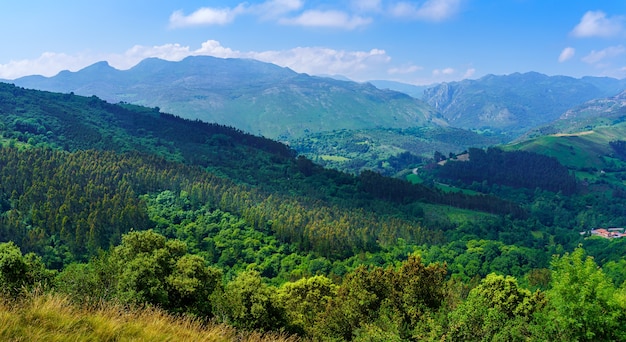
588,228,626,239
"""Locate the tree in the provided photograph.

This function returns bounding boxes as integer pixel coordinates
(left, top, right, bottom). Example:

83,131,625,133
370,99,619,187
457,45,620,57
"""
319,255,447,341
603,259,626,287
542,247,626,341
54,262,108,304
166,254,222,316
387,255,447,328
447,273,545,341
277,275,338,335
213,270,286,331
0,241,54,296
433,151,445,162
109,230,221,316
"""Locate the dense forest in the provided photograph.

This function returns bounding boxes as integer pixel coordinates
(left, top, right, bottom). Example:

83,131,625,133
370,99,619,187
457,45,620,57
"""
610,140,626,160
434,147,578,194
1,83,626,341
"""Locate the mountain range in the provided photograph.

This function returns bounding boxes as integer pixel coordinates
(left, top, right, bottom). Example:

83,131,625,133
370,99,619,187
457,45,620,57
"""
521,89,626,138
6,56,626,175
9,56,444,141
421,72,626,137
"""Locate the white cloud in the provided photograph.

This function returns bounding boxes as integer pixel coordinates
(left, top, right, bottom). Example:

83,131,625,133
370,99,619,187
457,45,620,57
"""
463,68,475,78
558,47,576,62
195,40,239,58
168,0,370,28
571,11,624,38
169,4,247,27
0,52,104,79
388,65,422,74
582,45,625,64
352,0,382,12
432,67,455,75
279,10,372,29
390,0,462,21
249,47,390,78
250,0,304,20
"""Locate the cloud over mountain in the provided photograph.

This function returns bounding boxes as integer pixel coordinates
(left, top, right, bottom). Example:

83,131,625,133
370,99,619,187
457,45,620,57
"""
571,11,624,38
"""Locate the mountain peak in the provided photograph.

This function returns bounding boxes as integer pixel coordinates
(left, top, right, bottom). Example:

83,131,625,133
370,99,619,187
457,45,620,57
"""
77,61,116,73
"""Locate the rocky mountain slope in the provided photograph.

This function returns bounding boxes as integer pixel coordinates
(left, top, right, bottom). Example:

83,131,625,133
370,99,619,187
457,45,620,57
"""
422,72,626,137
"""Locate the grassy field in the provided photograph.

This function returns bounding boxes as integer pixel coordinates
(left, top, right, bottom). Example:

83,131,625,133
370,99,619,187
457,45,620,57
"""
319,154,350,162
0,292,299,342
505,123,626,170
421,203,495,225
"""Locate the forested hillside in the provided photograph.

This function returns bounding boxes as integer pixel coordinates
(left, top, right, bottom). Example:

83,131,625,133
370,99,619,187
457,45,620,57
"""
291,126,505,175
1,83,626,341
435,147,578,194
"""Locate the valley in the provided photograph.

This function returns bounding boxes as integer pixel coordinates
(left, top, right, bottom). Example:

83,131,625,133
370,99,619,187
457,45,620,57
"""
1,56,626,340
11,57,626,178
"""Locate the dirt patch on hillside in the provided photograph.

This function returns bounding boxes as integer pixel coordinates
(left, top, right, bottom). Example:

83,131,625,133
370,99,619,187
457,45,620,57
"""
553,130,594,137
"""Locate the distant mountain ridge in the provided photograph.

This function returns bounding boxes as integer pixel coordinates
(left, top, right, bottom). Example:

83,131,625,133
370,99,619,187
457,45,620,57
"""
501,89,626,174
518,89,626,140
367,80,430,99
421,72,626,137
11,56,445,140
559,89,626,123
10,58,626,174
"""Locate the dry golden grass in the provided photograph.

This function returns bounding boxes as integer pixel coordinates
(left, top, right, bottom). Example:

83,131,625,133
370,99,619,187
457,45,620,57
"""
0,292,300,342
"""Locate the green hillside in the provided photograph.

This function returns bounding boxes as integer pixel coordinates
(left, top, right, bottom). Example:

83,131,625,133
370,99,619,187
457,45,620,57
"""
1,83,626,341
292,126,505,175
502,126,626,199
505,128,624,169
0,82,295,186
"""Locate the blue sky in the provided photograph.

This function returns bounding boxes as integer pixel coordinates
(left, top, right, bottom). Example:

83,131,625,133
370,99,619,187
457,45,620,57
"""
1,0,625,84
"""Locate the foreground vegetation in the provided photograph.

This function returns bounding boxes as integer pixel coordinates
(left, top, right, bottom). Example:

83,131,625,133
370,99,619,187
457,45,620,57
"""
2,234,625,341
0,292,298,342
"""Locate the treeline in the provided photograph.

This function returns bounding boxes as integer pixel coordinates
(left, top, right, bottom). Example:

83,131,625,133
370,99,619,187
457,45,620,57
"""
435,147,578,194
0,82,295,186
0,146,445,262
1,82,531,221
610,139,626,161
2,231,625,341
291,126,504,176
0,141,547,262
358,170,526,218
143,189,554,284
